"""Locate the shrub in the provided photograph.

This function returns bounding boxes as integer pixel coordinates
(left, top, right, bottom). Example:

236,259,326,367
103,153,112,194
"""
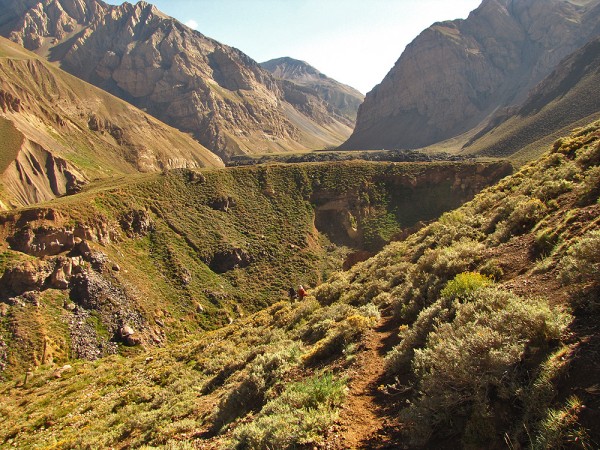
531,397,590,450
303,311,378,365
477,258,504,281
398,287,570,446
559,229,600,285
576,165,600,206
493,197,547,242
440,272,493,300
533,227,560,258
209,344,300,434
232,372,346,449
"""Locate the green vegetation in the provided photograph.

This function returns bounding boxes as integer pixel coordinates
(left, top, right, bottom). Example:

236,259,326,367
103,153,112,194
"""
0,121,599,448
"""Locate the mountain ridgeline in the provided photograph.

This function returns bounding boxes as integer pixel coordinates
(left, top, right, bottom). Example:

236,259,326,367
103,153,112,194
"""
261,57,364,123
342,0,600,152
0,0,357,161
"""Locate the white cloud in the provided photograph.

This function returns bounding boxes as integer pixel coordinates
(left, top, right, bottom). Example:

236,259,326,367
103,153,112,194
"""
185,19,199,30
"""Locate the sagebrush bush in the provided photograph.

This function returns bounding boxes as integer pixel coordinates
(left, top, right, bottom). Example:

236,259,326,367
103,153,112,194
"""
440,271,493,300
399,287,570,446
492,196,547,242
531,396,590,450
232,372,345,449
559,229,600,285
534,227,561,258
576,165,600,206
302,312,377,365
209,343,301,434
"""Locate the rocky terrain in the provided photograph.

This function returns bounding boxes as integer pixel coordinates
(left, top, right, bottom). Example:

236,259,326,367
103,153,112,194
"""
261,57,364,123
0,0,355,160
463,35,600,163
0,36,222,209
341,0,600,151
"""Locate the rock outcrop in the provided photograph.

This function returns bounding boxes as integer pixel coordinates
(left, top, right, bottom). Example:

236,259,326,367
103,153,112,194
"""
0,0,354,160
341,0,600,151
261,57,364,124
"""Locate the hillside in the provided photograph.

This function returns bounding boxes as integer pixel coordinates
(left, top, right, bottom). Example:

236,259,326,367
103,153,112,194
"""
0,36,222,209
0,119,598,448
463,36,600,164
261,57,364,123
0,159,509,379
0,0,354,160
341,0,600,151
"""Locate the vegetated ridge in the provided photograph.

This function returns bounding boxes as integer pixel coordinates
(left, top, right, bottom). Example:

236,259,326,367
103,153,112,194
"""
341,0,600,152
0,0,356,161
0,119,598,448
0,36,222,210
0,159,509,380
261,57,364,123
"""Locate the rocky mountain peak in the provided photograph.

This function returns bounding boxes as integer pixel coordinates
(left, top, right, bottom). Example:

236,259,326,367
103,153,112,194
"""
262,57,323,81
0,0,353,160
261,57,364,123
341,0,600,151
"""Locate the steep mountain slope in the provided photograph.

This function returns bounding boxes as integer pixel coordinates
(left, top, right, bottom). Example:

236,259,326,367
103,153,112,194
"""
0,120,597,449
261,57,364,123
0,0,353,160
341,0,600,151
463,36,600,164
0,36,222,209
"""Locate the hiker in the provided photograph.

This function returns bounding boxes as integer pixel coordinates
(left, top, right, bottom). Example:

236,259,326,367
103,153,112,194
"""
297,285,307,301
288,286,297,302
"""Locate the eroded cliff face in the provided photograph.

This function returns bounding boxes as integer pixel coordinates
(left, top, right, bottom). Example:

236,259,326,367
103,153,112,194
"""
0,0,353,160
342,0,600,150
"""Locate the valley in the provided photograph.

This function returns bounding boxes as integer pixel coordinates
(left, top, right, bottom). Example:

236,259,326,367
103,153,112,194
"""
0,0,599,448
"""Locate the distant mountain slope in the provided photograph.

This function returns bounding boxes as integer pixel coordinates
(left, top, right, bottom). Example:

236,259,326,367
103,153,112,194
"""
0,36,222,209
463,36,600,163
0,0,353,160
261,57,364,123
341,0,600,151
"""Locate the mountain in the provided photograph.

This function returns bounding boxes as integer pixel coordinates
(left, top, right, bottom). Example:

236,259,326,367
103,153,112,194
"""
463,36,600,163
0,36,222,209
261,57,364,123
341,0,600,151
0,0,354,160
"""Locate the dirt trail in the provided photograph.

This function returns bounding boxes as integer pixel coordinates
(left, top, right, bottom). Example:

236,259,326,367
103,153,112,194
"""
326,311,401,449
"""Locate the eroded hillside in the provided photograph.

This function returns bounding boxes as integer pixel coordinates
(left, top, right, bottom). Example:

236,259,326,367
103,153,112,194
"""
0,121,597,449
0,36,223,209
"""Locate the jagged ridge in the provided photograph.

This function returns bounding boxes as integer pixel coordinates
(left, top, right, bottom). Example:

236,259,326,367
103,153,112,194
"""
0,0,355,160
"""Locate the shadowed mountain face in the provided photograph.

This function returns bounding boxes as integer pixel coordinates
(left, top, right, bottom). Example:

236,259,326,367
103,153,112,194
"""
463,36,600,161
261,57,364,124
0,36,222,209
341,0,600,151
0,0,354,160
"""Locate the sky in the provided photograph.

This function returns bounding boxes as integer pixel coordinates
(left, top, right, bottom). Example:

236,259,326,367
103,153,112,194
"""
103,0,482,94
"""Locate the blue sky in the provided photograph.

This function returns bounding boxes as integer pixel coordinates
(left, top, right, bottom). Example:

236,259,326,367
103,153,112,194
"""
104,0,481,93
